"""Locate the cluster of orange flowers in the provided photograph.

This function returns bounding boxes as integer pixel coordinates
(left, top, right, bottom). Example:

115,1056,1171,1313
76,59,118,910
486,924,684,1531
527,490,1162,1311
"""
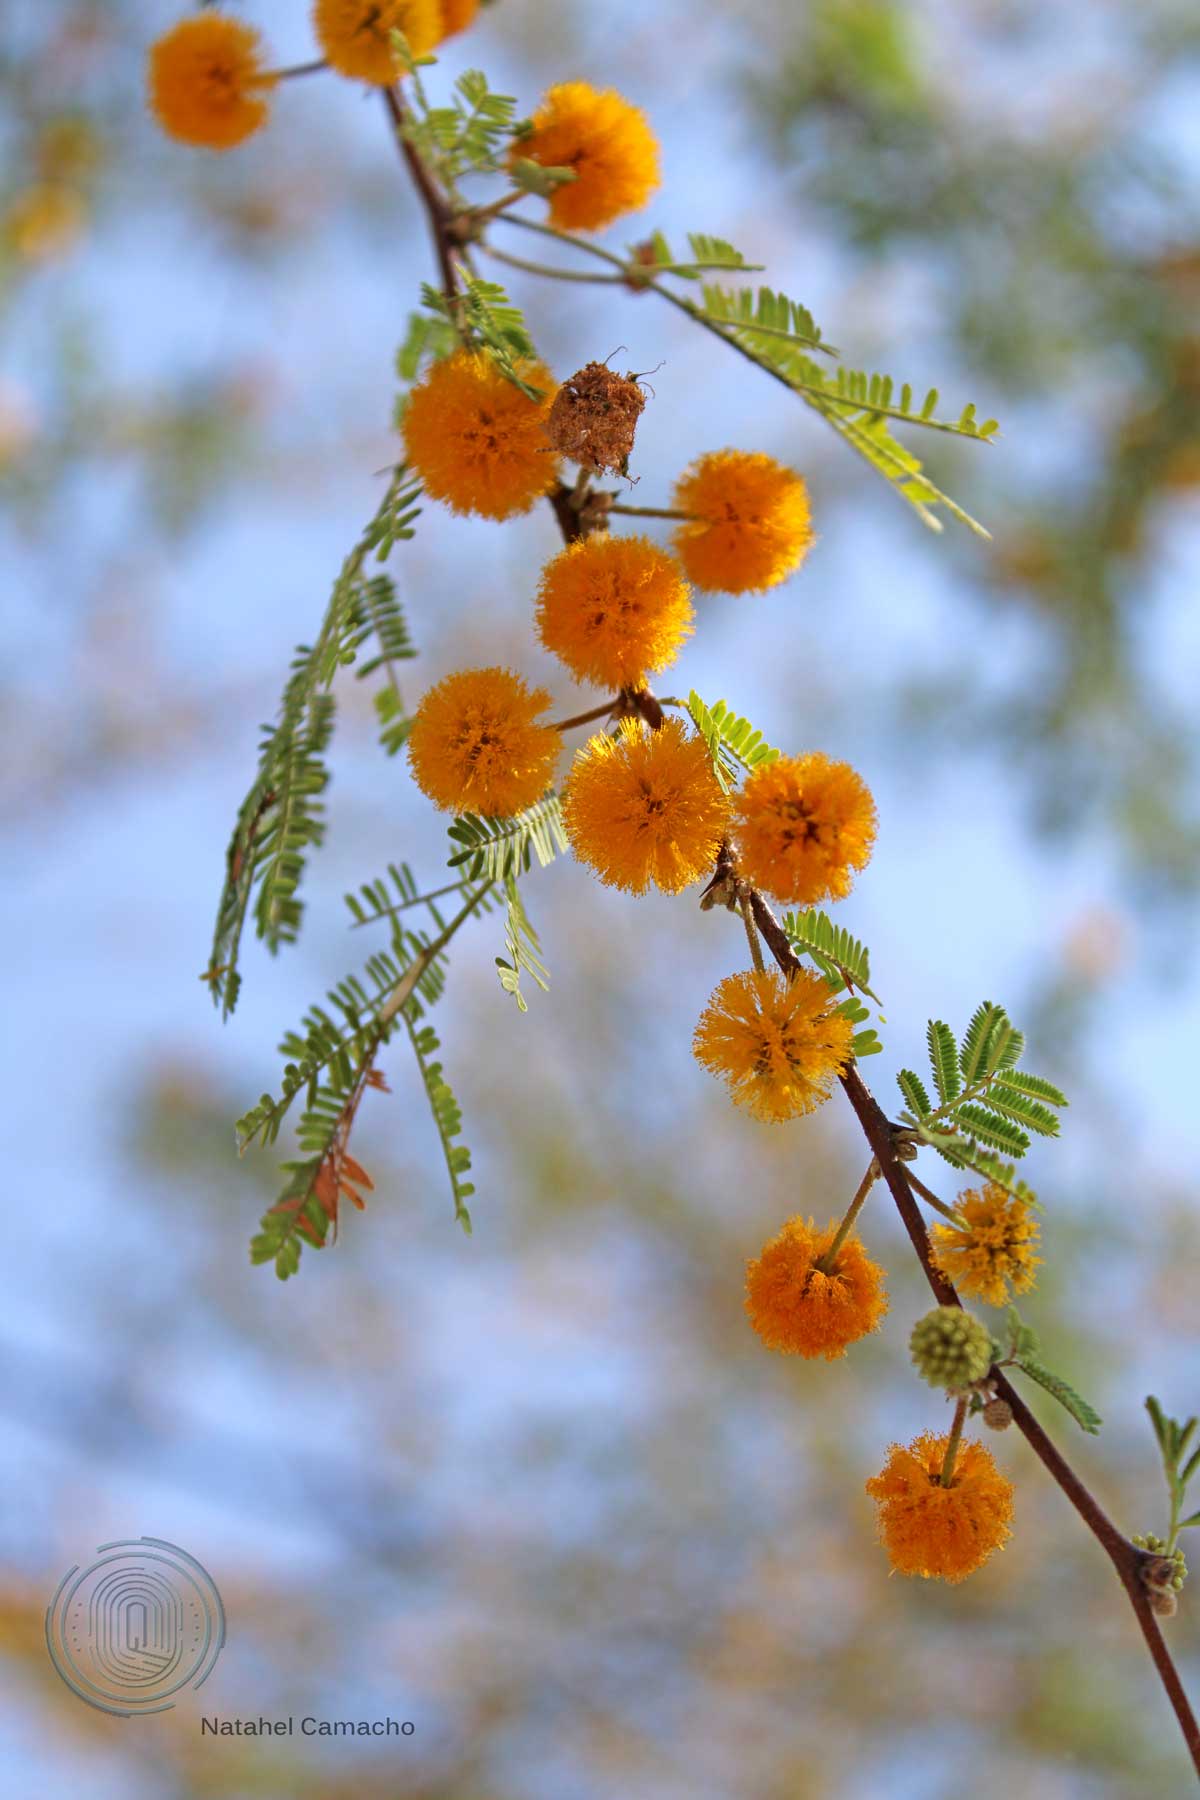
147,4,660,247
149,17,1036,1588
397,352,870,1095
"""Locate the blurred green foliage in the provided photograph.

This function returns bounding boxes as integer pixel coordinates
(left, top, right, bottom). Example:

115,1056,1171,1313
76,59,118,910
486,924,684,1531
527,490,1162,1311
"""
748,0,1200,894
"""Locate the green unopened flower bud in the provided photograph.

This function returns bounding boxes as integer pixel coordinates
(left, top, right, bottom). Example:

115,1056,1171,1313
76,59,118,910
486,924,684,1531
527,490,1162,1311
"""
909,1305,994,1390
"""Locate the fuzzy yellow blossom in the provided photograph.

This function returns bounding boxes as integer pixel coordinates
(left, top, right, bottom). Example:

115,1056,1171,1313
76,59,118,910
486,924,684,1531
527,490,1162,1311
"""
513,82,661,232
733,753,877,905
693,969,853,1123
535,535,693,691
743,1214,887,1359
671,450,814,594
866,1431,1014,1582
313,0,442,85
437,0,479,38
931,1182,1042,1307
561,718,728,895
147,14,276,151
401,351,560,520
407,667,559,817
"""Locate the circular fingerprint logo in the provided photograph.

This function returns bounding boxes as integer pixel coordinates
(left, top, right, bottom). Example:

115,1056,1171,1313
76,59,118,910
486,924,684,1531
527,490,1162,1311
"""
46,1537,225,1717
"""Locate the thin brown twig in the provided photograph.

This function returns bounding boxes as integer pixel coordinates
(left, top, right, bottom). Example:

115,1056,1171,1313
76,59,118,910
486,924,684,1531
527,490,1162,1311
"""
552,699,620,732
606,503,698,522
482,243,627,285
381,86,460,301
269,58,328,81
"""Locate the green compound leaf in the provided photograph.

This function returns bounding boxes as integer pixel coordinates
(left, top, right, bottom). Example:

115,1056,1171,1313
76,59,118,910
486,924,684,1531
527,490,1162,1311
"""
404,1014,474,1233
1018,1358,1103,1435
421,276,544,397
782,907,880,1003
447,794,568,882
686,690,780,792
496,875,550,1013
207,467,422,1017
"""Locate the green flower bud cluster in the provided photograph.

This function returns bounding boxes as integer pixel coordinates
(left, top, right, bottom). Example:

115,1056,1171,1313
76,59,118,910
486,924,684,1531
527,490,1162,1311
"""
910,1305,994,1391
1132,1534,1188,1592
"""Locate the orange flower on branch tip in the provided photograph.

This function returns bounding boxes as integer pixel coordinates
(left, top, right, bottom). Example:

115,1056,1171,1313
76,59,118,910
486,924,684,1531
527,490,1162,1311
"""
733,753,877,905
407,667,559,817
743,1214,887,1358
535,535,693,691
147,15,276,151
866,1431,1014,1582
561,718,728,895
513,82,661,232
671,450,814,594
313,0,442,84
402,351,560,520
931,1181,1042,1307
693,969,853,1123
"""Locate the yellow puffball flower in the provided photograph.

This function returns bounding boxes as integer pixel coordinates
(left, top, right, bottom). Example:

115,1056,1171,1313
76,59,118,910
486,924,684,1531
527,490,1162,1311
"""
744,1213,887,1358
407,667,559,817
513,81,661,232
671,450,814,594
561,717,729,895
438,0,480,39
733,753,877,906
693,968,853,1124
402,350,560,520
147,14,275,151
313,0,443,86
535,535,693,692
930,1182,1042,1307
866,1431,1014,1583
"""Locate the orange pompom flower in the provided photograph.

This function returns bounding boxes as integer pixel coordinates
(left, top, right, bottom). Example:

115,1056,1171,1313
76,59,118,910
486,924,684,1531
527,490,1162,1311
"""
437,0,480,39
693,969,853,1123
561,717,729,895
866,1431,1014,1582
313,0,442,86
401,350,559,520
147,14,276,151
931,1182,1042,1307
513,82,661,232
744,1214,887,1358
535,535,693,691
671,450,814,594
733,753,877,905
407,667,559,817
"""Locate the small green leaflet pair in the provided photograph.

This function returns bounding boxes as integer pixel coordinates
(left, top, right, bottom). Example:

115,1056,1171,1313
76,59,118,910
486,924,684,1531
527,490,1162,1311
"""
1146,1397,1200,1543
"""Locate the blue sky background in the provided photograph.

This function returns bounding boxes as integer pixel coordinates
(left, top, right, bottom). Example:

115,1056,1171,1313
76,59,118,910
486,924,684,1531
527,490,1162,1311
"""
3,2,1200,1794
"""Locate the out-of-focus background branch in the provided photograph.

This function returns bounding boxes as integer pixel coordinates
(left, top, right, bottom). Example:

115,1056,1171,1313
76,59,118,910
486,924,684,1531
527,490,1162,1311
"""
2,2,1199,1793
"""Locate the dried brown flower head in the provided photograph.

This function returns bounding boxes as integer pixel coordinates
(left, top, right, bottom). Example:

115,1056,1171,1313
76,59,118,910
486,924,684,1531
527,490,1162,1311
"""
545,361,647,475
